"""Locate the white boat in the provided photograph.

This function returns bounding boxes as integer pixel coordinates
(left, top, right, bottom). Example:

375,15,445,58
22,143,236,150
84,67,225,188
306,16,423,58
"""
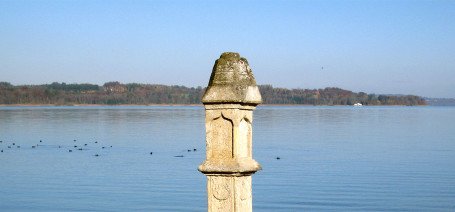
353,103,363,106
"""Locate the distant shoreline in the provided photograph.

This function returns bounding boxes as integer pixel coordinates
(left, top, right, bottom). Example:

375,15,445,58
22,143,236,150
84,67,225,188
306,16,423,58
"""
0,82,427,106
0,104,428,107
0,104,202,107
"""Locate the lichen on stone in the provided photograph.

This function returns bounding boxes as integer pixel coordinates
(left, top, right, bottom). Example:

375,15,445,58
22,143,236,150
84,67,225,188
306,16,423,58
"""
202,52,262,105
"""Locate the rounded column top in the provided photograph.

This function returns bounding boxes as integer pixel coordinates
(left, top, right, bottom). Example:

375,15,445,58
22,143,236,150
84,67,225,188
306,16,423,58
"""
202,52,262,105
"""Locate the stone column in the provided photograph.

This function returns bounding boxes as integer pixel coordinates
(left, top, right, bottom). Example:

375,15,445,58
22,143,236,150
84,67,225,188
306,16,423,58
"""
199,52,262,212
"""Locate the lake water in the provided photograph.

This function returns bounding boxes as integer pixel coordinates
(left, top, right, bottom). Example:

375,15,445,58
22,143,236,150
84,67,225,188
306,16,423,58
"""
1,106,454,211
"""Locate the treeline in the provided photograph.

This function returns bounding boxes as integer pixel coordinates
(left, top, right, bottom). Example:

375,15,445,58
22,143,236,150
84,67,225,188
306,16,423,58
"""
0,82,426,106
0,82,203,105
259,85,426,106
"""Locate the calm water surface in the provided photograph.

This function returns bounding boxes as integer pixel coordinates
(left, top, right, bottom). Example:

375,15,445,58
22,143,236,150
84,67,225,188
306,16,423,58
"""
1,106,454,211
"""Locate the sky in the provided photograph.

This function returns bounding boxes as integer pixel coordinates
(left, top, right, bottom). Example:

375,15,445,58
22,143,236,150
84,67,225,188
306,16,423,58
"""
1,0,454,98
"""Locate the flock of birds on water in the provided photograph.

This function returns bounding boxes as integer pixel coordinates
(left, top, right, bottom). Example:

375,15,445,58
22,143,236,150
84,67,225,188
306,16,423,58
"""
1,139,281,160
0,139,200,158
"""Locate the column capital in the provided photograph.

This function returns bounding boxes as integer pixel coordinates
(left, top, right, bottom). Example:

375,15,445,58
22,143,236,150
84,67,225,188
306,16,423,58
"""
202,52,262,105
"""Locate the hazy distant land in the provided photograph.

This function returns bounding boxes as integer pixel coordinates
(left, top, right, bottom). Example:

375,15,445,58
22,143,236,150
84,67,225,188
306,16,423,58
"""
424,98,455,106
0,82,427,106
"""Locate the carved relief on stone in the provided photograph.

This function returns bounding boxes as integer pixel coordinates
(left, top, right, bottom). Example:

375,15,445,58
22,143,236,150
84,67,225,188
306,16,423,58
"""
211,177,231,201
208,114,233,160
200,53,261,212
237,118,252,158
208,176,234,212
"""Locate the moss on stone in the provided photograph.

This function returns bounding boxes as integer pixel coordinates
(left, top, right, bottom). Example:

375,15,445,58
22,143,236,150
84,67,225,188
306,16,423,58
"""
202,52,262,104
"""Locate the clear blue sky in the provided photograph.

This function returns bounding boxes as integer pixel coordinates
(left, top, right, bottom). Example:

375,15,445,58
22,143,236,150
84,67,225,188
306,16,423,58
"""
1,0,454,98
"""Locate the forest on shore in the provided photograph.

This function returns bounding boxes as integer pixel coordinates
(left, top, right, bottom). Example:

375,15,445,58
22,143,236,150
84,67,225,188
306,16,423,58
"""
0,82,426,106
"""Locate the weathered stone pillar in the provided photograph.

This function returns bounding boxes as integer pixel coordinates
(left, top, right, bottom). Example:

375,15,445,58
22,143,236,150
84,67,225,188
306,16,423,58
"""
199,52,262,212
